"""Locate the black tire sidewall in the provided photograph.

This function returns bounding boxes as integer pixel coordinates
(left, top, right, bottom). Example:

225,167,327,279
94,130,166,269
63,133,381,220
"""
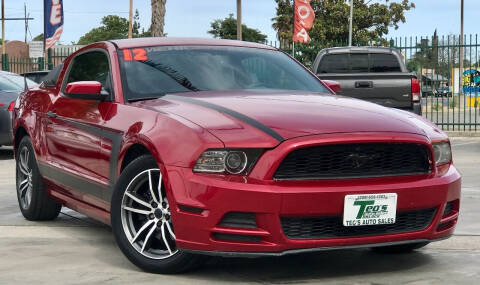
110,155,200,274
16,136,60,220
16,136,35,217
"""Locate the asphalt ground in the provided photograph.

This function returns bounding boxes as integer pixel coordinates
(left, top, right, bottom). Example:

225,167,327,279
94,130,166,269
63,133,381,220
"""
0,138,479,284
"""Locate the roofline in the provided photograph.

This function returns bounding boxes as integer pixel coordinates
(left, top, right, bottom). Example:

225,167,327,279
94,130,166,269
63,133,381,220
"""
109,37,277,50
319,46,400,54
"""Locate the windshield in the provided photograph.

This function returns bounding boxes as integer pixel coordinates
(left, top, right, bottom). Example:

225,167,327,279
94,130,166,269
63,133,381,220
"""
118,46,329,100
0,74,36,92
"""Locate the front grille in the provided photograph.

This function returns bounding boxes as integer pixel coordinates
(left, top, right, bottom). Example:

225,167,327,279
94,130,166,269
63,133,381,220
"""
274,143,431,180
281,208,436,239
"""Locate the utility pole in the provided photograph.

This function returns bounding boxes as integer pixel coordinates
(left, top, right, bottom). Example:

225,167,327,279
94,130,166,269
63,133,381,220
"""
128,0,133,38
348,0,353,46
236,0,242,41
24,3,27,43
2,0,5,55
459,0,464,95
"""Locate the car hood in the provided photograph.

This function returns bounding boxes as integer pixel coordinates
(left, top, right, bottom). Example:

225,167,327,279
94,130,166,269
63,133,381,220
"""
137,90,440,145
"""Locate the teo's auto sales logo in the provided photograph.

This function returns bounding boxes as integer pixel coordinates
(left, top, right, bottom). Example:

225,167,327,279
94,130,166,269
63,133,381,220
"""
353,200,389,219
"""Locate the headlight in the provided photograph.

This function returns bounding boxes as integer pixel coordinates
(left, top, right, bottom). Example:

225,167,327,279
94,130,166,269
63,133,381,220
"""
432,141,452,166
193,149,263,175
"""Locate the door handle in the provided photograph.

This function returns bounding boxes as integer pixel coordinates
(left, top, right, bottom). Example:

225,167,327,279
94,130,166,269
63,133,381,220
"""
355,81,373,88
46,111,57,118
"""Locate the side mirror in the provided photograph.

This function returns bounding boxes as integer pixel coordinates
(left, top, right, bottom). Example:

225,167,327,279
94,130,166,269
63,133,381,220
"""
64,81,107,100
322,80,342,93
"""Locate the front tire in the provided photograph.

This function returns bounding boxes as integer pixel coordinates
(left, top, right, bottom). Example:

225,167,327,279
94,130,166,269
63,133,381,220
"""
111,155,203,274
371,242,429,253
16,136,61,220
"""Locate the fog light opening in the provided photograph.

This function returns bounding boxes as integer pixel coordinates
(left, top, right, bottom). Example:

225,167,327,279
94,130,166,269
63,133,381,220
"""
212,233,261,243
437,220,455,232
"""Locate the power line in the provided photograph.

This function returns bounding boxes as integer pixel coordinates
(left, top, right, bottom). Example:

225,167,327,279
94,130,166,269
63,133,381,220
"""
6,7,129,14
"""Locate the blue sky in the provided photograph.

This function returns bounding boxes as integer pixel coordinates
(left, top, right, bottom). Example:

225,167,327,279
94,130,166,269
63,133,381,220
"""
2,0,479,44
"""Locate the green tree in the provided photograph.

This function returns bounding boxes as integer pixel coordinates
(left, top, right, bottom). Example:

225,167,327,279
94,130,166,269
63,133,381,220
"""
406,31,438,73
32,33,44,41
77,10,148,45
272,0,415,45
209,14,267,43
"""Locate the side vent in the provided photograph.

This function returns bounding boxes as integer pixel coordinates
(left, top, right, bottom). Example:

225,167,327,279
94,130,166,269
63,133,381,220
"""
178,204,204,214
218,212,257,229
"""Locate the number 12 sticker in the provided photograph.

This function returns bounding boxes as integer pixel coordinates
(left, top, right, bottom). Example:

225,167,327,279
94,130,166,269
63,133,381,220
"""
123,48,148,61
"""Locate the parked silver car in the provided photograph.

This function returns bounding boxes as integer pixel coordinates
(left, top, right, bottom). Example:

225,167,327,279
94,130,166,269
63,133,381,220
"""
0,71,36,146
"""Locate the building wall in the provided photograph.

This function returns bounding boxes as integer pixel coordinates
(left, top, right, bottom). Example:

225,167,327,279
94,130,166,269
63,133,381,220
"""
0,41,29,58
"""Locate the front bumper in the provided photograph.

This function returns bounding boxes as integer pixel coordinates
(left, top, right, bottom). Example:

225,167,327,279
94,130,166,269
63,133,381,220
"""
165,133,461,256
166,165,460,255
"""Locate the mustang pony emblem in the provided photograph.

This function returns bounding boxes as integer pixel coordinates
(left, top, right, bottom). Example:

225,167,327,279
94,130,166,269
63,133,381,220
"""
344,153,379,168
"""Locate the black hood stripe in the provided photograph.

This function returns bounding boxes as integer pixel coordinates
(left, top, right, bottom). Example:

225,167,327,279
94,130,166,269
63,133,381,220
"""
164,95,285,142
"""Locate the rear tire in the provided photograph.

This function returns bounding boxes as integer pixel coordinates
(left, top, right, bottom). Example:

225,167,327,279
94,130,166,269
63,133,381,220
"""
16,136,61,220
111,155,204,274
371,242,429,253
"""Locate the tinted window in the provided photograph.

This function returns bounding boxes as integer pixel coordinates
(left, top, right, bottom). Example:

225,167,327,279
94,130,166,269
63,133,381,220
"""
43,64,63,86
370,53,401,72
118,46,329,100
350,54,369,73
241,56,306,89
317,54,349,73
66,51,110,89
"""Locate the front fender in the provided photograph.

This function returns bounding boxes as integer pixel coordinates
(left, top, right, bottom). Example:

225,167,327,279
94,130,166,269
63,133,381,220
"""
117,112,224,178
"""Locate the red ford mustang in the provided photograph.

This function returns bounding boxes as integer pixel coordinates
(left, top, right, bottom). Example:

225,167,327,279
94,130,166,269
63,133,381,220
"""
12,38,461,273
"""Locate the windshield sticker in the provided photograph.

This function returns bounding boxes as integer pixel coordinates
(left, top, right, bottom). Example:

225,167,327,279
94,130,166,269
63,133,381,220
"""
122,48,148,61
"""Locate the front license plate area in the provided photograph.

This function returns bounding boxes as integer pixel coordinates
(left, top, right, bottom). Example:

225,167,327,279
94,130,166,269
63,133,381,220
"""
343,193,397,227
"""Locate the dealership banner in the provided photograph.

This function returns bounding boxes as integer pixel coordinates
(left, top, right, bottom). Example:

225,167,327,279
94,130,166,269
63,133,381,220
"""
44,0,64,49
292,0,315,43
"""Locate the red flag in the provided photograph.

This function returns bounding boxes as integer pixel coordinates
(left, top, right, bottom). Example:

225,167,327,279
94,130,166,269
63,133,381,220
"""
292,0,315,43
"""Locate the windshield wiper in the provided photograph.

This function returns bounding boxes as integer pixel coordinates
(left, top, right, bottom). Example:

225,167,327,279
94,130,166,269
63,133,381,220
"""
141,60,200,92
128,94,165,102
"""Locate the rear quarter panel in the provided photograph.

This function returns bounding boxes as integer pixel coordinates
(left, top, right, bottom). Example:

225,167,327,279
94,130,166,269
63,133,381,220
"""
13,86,55,158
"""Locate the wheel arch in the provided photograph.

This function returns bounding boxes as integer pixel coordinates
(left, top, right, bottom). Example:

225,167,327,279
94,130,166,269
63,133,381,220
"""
119,143,152,173
118,132,169,174
13,125,29,156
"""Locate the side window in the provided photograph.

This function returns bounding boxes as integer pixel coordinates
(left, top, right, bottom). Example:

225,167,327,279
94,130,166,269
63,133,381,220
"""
65,51,111,91
350,54,369,73
43,63,63,87
370,53,401,72
317,54,349,73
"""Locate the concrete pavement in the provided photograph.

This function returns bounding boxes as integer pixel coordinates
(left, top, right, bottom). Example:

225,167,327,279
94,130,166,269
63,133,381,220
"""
0,138,479,284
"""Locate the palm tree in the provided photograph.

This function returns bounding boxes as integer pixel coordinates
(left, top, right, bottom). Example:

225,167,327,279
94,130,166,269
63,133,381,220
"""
271,0,293,42
151,0,167,37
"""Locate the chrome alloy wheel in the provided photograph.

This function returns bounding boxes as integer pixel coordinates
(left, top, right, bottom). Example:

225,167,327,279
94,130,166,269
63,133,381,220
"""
120,168,178,259
17,146,33,210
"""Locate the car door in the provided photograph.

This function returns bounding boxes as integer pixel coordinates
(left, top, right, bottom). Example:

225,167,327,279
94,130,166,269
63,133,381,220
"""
43,50,114,208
